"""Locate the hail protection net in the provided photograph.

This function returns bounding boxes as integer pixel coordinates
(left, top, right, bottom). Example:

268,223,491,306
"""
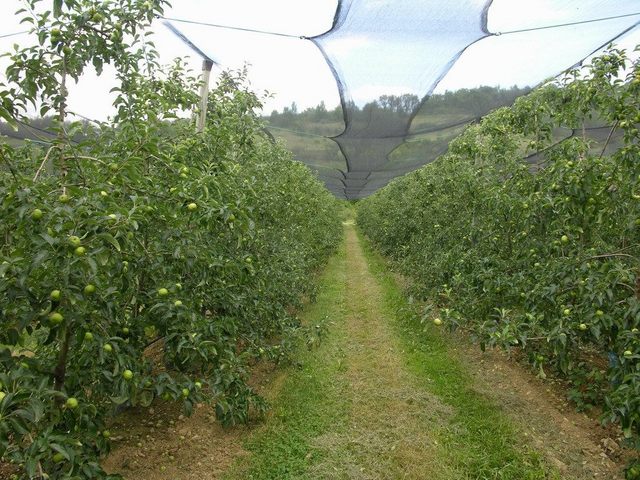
0,1,637,202
309,0,491,198
2,1,638,199
296,0,639,199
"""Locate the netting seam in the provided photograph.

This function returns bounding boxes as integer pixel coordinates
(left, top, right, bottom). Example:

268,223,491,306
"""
492,11,640,36
571,21,640,70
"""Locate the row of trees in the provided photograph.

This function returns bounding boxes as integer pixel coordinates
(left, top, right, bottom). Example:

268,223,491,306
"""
358,47,640,471
267,86,531,130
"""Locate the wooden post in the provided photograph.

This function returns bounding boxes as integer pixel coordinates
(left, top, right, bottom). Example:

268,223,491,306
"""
196,59,214,133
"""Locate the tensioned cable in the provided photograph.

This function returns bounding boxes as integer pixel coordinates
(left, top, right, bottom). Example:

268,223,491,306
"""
494,11,640,36
160,16,306,39
0,30,29,39
68,111,103,124
266,124,329,138
0,20,305,41
1,130,51,144
15,119,80,145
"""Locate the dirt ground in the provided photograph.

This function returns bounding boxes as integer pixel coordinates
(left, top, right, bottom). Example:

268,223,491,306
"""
102,362,286,480
455,339,634,479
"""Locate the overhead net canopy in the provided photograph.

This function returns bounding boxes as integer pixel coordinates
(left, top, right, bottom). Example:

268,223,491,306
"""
161,0,640,199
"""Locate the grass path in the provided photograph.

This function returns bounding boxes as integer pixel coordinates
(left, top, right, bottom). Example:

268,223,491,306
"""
224,224,558,479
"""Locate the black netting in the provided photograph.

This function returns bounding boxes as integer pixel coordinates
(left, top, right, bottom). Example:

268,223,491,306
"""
305,0,639,198
524,124,626,169
310,0,491,196
159,1,640,199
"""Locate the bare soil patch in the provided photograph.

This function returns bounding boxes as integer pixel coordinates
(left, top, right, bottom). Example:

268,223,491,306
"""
453,338,632,479
102,361,286,479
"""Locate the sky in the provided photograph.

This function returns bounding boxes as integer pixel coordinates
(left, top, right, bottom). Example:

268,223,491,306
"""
1,0,640,122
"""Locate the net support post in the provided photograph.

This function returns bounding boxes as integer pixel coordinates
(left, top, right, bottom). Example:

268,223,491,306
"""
196,59,214,133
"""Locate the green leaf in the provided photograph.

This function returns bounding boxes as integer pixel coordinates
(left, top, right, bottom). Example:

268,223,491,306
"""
139,390,153,407
110,395,129,405
53,0,63,17
31,250,50,269
98,232,121,252
0,105,18,131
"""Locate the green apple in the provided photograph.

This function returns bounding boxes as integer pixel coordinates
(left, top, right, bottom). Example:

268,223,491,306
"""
84,332,94,341
52,452,65,463
75,246,86,256
49,312,64,325
158,288,169,296
187,202,197,211
122,369,133,381
433,317,442,326
50,289,61,301
84,284,96,295
103,343,113,353
65,397,79,409
68,235,81,247
31,208,43,220
579,323,588,331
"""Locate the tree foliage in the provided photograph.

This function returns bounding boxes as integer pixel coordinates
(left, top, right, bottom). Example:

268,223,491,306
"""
358,46,640,452
0,1,341,478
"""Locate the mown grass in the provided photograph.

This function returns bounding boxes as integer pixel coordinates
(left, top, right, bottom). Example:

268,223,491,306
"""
225,225,559,479
358,229,560,480
223,238,350,480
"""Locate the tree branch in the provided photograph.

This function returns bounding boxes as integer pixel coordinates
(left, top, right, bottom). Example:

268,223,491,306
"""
32,145,57,181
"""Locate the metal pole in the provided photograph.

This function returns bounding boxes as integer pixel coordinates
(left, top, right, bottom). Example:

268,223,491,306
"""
162,22,217,133
197,59,214,133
